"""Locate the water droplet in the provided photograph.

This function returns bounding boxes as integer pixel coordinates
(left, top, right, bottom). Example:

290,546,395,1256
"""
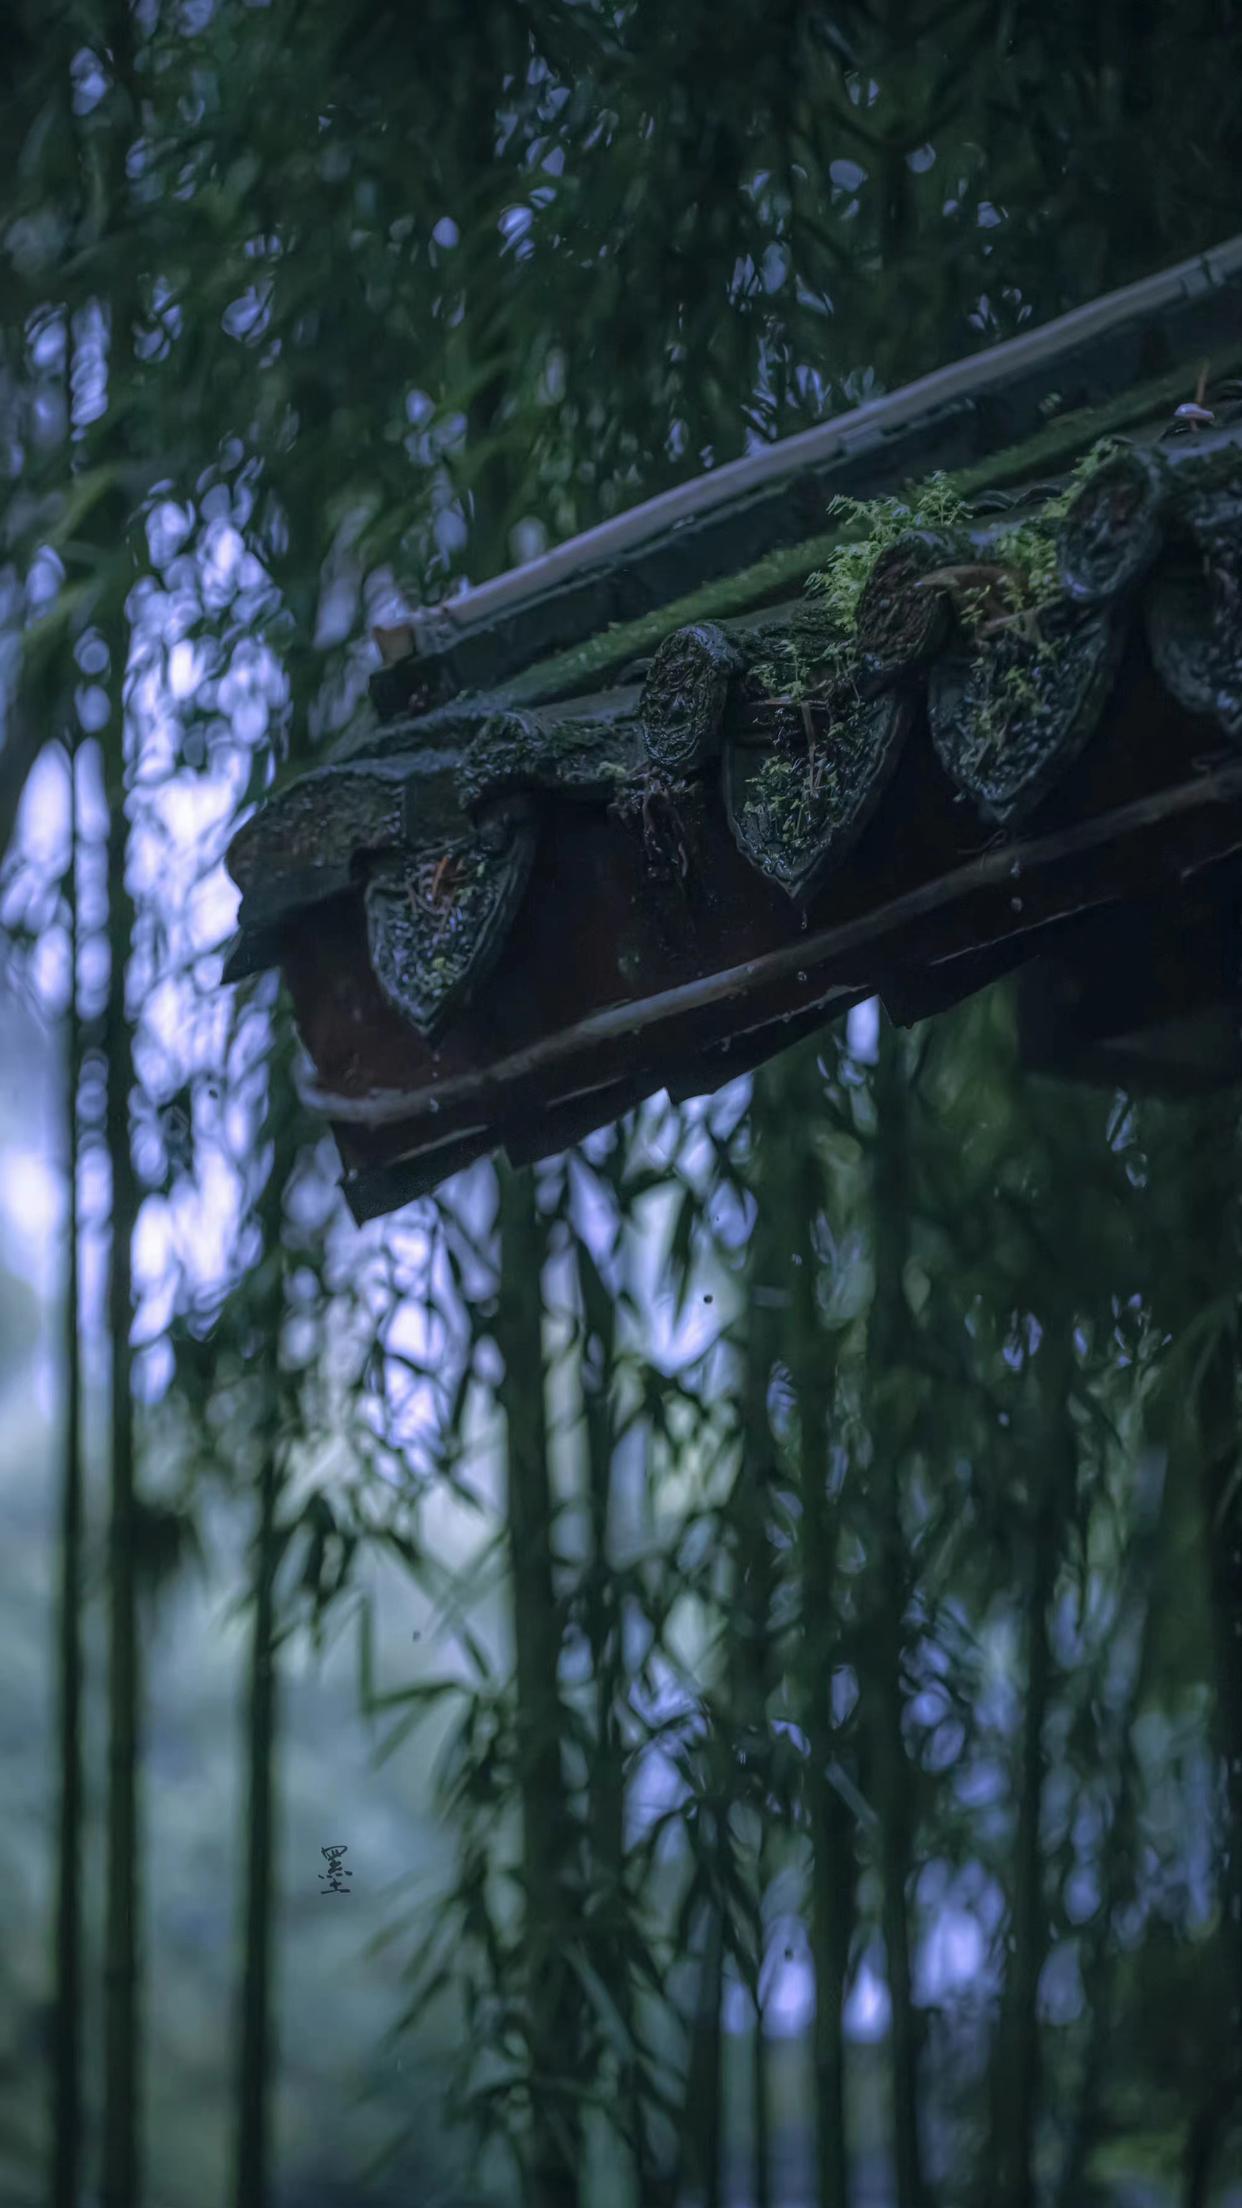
797,969,808,983
427,1096,440,1114
1010,895,1023,913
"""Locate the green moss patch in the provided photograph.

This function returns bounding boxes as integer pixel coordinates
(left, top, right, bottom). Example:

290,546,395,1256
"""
502,350,1240,709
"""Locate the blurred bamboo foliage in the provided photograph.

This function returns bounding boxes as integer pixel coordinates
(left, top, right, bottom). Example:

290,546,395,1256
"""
2,4,1242,2206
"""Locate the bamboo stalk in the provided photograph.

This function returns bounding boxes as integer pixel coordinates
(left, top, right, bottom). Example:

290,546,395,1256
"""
102,791,142,2208
1175,1087,1242,2203
86,15,146,2197
870,1018,929,2208
233,1415,283,2208
736,1087,789,2208
574,1197,647,2198
995,1457,1059,2208
681,1880,726,2208
1055,1448,1165,2208
789,1056,853,2208
1215,1096,1242,2079
232,1033,302,2208
51,747,84,2208
495,1161,581,2208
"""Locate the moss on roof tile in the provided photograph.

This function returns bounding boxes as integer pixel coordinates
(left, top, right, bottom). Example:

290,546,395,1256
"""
499,350,1240,709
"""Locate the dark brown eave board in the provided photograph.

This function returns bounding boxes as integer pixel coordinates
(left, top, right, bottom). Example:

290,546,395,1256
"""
337,991,855,1219
386,233,1242,705
1017,893,1242,1096
303,751,1242,1220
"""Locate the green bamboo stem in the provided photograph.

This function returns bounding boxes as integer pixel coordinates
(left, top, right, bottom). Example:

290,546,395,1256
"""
51,753,83,2208
233,1422,282,2208
495,1160,581,2208
575,1197,674,2203
1174,1089,1242,2202
102,795,142,2208
869,1017,929,2208
84,16,145,2198
790,1071,853,2208
737,1088,790,2208
681,1878,726,2208
1055,1448,1164,2208
231,1044,300,2208
984,1281,1076,2208
805,1753,853,2208
750,1881,772,2208
995,1460,1059,2208
1214,1106,1242,2062
576,1220,634,2183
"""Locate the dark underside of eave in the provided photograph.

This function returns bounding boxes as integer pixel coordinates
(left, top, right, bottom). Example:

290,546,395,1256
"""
293,632,1242,1222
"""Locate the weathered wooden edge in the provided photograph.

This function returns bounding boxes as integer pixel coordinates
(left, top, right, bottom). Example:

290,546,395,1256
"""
306,757,1242,1219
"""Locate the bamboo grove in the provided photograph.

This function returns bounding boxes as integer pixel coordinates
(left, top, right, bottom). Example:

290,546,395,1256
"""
1,3,1241,2204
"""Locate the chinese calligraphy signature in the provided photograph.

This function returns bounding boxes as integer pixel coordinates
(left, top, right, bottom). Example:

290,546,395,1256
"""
319,1843,353,1895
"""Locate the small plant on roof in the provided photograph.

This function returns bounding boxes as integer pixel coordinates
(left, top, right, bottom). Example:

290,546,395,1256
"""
804,438,1129,653
743,746,827,850
788,438,1131,766
745,480,975,713
806,471,975,629
968,650,1051,758
748,627,854,710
